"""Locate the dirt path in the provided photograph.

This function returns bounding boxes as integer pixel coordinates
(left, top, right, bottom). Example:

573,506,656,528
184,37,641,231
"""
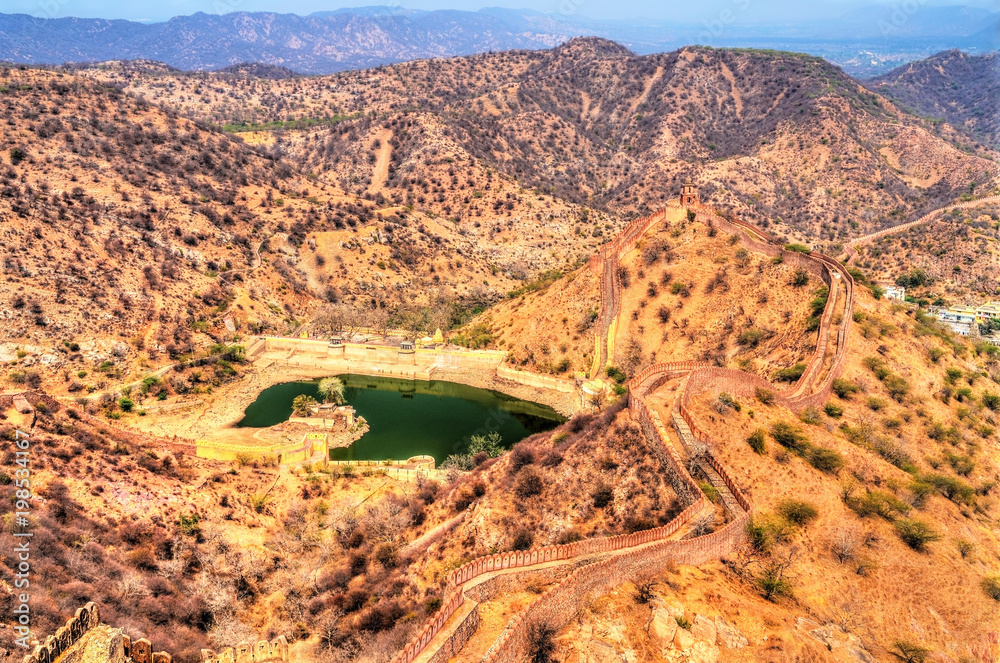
718,61,743,121
580,90,591,122
219,236,268,284
368,128,393,195
400,512,467,559
630,66,664,114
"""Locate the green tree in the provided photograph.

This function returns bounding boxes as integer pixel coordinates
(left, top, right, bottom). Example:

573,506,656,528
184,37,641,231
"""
891,641,930,663
776,499,818,526
747,429,767,454
468,431,503,457
292,394,318,416
769,421,807,452
895,518,941,552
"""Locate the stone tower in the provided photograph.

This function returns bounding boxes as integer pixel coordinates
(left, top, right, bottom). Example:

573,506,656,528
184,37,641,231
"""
680,180,699,206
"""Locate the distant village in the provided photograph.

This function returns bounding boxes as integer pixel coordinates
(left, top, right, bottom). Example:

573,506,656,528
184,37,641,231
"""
886,283,1000,343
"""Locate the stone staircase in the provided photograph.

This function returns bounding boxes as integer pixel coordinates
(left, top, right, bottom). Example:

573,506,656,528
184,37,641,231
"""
672,410,746,519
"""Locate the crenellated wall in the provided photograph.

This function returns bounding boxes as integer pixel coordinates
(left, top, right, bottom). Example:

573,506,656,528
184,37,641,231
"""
21,603,174,663
850,194,1000,248
21,603,101,663
391,351,753,663
23,603,292,663
255,336,505,371
200,636,288,663
700,207,855,410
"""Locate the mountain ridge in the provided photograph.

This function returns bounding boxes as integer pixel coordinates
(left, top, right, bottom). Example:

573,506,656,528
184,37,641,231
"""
1,5,997,76
0,9,573,74
868,49,1000,149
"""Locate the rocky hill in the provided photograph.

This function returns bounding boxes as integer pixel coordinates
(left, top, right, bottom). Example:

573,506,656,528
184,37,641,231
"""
852,198,1000,303
72,40,1000,254
0,65,606,381
8,199,1000,663
0,10,571,74
868,50,1000,149
5,39,1000,663
7,39,1000,386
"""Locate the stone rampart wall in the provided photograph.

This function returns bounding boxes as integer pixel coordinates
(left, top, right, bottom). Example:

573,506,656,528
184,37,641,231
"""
851,195,1000,247
257,337,505,372
21,603,101,663
480,509,750,663
201,636,288,663
496,366,576,393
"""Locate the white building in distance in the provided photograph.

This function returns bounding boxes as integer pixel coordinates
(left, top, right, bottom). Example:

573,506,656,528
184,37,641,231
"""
883,285,905,301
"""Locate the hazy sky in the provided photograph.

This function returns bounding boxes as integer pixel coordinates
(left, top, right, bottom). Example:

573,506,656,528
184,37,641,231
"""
7,0,999,22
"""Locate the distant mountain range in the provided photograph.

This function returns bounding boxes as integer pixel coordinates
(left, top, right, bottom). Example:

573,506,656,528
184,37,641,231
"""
869,49,1000,148
0,4,996,76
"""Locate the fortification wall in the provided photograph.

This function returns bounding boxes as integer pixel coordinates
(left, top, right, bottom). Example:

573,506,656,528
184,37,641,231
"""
480,509,750,663
426,606,480,663
629,390,704,505
201,636,288,663
701,206,855,408
851,195,1000,247
394,590,466,663
496,366,577,393
21,603,177,663
680,367,790,410
422,562,578,663
257,337,505,372
392,199,776,663
21,603,101,663
706,211,828,283
481,362,755,663
194,433,318,463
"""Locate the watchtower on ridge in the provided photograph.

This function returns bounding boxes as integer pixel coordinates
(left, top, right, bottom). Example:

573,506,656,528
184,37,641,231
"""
680,180,699,206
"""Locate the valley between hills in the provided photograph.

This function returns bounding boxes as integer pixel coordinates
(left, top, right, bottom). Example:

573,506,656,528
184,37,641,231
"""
2,37,1000,663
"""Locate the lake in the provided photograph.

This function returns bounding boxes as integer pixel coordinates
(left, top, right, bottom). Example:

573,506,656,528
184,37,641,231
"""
236,374,565,464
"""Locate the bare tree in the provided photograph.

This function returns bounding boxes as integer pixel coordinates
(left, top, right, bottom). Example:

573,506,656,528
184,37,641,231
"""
831,525,860,563
691,513,715,536
620,334,643,373
369,306,390,337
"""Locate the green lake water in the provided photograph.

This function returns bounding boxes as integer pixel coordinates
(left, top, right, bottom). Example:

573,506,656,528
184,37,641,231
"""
236,374,565,463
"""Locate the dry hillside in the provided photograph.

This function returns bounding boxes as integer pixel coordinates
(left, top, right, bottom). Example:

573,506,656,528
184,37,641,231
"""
853,199,1000,304
633,285,1000,660
0,65,608,389
869,50,1000,149
72,40,1000,249
611,210,819,378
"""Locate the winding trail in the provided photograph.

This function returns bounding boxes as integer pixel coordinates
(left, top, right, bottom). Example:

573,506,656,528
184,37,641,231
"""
391,199,858,663
219,236,268,284
368,128,394,195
